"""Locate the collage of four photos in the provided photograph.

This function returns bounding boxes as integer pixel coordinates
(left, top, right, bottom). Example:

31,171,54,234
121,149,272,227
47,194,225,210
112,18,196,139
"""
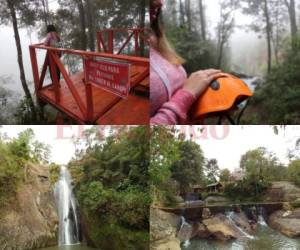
1,0,300,249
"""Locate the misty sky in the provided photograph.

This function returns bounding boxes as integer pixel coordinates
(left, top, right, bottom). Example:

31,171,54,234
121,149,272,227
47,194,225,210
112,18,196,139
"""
190,125,300,171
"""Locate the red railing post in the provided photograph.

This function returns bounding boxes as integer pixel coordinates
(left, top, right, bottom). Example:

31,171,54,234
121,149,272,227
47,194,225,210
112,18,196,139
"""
134,29,140,56
83,56,94,122
29,46,40,93
108,30,114,54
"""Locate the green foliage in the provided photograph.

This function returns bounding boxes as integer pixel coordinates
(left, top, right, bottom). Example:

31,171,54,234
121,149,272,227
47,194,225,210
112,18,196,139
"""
150,126,206,206
0,142,22,204
166,27,218,73
224,179,270,201
219,168,231,182
49,163,60,185
205,158,220,184
245,37,300,124
240,147,286,182
70,126,149,249
150,126,180,206
83,208,148,250
171,140,205,194
0,128,52,204
287,160,300,186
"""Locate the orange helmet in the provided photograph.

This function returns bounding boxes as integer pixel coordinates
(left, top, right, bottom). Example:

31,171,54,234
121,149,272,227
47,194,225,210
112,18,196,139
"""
191,74,253,120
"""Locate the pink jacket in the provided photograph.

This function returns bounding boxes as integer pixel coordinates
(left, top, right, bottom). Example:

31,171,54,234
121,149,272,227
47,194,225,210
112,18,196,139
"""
150,48,196,124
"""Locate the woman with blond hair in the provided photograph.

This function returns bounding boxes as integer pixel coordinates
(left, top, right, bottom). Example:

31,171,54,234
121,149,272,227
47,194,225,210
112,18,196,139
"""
150,0,224,124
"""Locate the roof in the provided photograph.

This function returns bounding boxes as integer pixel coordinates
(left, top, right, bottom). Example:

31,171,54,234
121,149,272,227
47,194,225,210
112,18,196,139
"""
206,182,222,187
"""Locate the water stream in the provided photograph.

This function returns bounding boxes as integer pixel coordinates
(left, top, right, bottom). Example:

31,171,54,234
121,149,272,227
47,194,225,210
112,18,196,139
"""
54,166,80,246
182,210,300,250
226,212,254,239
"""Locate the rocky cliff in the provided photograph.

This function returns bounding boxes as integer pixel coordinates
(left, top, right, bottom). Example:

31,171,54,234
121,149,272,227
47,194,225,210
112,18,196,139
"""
0,164,58,249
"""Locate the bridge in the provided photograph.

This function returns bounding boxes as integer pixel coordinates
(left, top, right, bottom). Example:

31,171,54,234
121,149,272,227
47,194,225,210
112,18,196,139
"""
29,28,149,124
153,201,300,220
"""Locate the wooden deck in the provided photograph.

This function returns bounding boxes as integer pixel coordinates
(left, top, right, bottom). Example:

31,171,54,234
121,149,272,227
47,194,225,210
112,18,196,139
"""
30,42,149,125
38,69,149,125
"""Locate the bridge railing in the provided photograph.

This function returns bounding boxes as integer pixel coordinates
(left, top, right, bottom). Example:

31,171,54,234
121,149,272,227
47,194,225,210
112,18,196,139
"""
96,28,149,57
29,43,149,123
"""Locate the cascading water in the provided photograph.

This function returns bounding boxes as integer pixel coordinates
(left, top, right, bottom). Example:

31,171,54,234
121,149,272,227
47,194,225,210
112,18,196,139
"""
178,216,192,247
226,211,254,239
55,166,80,246
257,207,268,226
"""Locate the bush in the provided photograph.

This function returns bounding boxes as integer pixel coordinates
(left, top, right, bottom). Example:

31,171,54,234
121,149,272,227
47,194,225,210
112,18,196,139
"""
224,179,270,201
245,37,300,124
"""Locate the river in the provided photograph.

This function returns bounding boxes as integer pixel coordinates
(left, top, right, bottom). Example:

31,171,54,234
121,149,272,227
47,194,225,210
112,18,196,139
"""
183,222,300,250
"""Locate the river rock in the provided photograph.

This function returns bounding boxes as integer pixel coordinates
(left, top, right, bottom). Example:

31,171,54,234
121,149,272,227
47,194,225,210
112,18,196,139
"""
191,222,210,239
177,218,192,242
202,208,212,219
265,181,300,202
202,213,241,241
0,164,58,249
268,208,300,237
150,208,181,250
230,211,254,234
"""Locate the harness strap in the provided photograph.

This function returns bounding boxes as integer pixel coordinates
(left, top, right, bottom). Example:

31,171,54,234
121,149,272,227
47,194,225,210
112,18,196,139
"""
151,62,172,100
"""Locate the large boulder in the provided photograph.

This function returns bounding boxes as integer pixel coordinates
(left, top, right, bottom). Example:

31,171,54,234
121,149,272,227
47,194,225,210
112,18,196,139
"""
177,218,192,242
0,164,58,249
268,208,300,238
202,213,241,241
230,211,253,234
150,208,181,250
265,181,300,202
191,222,210,239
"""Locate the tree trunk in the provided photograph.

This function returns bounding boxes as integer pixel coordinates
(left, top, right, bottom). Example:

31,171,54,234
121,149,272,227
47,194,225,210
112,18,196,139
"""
185,0,192,32
7,0,36,119
199,0,206,40
85,0,95,51
284,0,298,49
76,0,87,50
263,0,272,74
139,0,146,56
41,0,49,26
217,39,225,68
179,0,185,26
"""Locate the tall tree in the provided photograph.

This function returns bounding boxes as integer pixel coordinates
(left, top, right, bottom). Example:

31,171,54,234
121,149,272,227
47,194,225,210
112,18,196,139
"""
179,0,185,27
216,0,238,68
75,0,87,50
85,0,95,51
205,158,220,183
171,140,205,194
2,0,37,119
185,0,192,32
242,0,273,73
198,0,206,40
284,0,298,49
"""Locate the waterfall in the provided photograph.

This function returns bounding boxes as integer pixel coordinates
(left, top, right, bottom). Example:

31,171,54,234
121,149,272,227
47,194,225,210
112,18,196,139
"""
55,166,80,246
226,212,254,239
257,207,268,226
179,216,192,247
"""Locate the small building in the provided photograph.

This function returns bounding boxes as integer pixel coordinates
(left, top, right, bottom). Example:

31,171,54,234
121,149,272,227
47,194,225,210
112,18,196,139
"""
206,182,223,193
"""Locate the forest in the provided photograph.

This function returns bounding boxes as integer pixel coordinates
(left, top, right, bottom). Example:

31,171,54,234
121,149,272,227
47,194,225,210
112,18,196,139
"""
150,126,300,206
0,0,147,124
68,126,150,249
162,0,300,124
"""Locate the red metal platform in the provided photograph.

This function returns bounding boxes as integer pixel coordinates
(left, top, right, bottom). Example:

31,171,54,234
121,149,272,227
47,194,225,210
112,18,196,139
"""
29,29,149,125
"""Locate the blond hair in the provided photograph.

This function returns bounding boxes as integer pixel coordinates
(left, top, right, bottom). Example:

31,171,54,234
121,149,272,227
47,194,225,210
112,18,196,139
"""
157,34,185,66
